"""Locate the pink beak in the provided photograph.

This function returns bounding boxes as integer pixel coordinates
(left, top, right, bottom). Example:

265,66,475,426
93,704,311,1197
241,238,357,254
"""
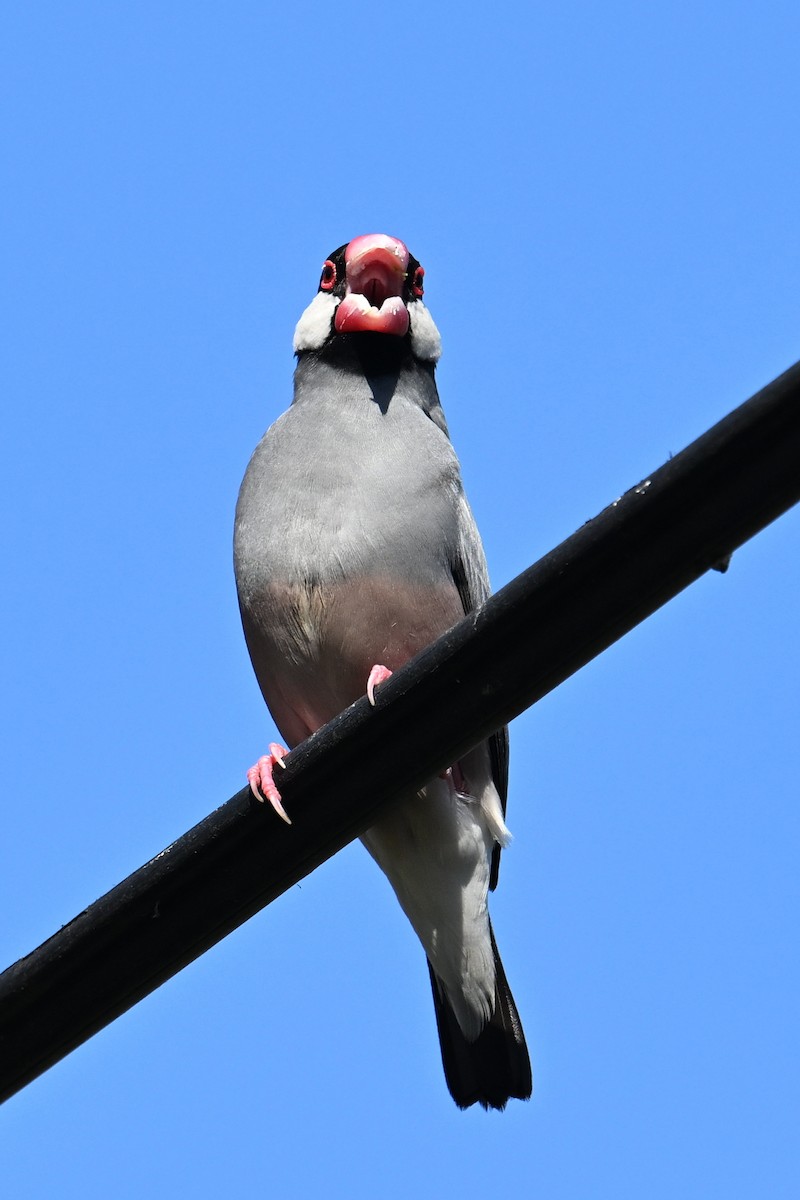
334,234,411,337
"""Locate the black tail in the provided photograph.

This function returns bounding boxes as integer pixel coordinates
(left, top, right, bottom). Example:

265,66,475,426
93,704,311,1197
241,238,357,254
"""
428,926,532,1110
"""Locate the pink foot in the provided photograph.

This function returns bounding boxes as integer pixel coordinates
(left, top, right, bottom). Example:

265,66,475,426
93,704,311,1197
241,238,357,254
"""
366,664,393,706
442,761,469,795
248,742,292,824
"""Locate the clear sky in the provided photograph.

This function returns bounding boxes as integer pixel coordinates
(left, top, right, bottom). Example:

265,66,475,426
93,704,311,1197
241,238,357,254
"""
2,3,799,1196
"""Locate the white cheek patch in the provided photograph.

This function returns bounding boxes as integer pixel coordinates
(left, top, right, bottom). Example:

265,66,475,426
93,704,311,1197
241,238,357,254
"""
293,291,339,353
409,300,442,363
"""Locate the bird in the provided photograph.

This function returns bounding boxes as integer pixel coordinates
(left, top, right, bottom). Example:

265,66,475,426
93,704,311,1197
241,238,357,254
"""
233,233,531,1110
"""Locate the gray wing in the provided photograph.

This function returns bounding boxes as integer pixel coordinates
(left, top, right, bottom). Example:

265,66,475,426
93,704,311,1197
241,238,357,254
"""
453,494,509,893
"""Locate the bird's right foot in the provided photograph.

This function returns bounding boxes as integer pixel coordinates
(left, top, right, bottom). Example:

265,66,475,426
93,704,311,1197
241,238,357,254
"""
247,743,292,824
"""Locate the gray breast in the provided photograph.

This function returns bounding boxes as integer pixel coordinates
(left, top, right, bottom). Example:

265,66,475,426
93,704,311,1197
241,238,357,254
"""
234,361,464,599
233,358,467,738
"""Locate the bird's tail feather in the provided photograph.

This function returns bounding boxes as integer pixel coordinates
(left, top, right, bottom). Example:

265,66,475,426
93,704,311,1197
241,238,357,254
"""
428,924,532,1110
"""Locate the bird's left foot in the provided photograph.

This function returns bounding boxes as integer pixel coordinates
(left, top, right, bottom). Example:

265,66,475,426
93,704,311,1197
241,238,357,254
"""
365,665,468,794
443,761,470,796
366,664,393,706
247,743,292,824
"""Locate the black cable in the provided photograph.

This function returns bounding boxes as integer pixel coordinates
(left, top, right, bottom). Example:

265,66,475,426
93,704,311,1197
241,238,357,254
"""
1,357,798,1104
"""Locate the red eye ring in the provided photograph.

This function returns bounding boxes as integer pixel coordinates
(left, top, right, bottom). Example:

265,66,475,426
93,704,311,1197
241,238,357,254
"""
320,260,336,292
412,266,425,298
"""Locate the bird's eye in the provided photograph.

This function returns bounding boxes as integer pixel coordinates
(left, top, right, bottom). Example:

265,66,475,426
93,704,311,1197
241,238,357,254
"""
412,266,425,298
320,260,337,292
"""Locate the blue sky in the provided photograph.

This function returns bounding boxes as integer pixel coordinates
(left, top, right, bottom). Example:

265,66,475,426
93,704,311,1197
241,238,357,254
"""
2,3,799,1196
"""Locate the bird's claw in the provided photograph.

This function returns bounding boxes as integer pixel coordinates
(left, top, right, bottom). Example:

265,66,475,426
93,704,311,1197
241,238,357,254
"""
366,664,393,706
248,742,292,824
442,762,470,798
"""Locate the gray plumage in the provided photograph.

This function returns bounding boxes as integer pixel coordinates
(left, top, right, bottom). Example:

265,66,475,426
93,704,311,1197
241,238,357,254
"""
234,236,531,1108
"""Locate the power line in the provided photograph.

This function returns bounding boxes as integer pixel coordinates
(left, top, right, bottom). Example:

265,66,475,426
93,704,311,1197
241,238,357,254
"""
1,357,799,1104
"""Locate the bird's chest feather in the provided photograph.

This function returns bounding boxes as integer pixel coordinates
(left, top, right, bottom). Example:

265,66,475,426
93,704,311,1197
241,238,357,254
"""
235,390,465,736
241,571,463,743
237,387,461,585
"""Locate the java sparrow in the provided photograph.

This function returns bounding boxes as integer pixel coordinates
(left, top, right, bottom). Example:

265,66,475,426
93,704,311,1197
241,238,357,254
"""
233,234,531,1109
